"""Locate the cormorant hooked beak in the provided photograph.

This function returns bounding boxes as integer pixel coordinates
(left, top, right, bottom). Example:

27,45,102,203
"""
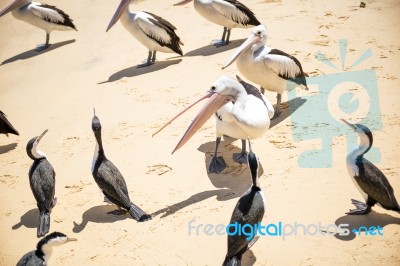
341,119,357,130
37,129,48,143
67,237,77,242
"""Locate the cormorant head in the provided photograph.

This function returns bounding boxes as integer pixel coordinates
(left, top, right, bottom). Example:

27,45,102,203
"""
36,232,77,261
26,129,48,160
92,109,102,133
247,140,260,187
341,119,373,154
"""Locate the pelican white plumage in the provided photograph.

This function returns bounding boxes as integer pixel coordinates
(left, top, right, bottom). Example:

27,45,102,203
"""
174,0,261,47
223,25,308,118
0,0,76,51
107,0,183,67
154,75,274,174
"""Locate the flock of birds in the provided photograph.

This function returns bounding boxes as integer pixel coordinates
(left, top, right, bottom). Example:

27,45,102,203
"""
1,0,399,265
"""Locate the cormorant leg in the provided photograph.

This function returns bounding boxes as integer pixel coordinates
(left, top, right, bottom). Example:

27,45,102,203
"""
271,93,282,119
208,137,226,174
233,139,248,164
346,199,372,215
151,51,157,62
212,27,228,47
35,33,50,52
107,206,128,216
137,51,154,68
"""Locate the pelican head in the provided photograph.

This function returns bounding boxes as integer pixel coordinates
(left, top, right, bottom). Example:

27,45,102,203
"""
26,129,48,160
222,25,268,69
0,0,30,17
341,119,373,155
174,0,193,6
106,0,131,32
153,76,245,153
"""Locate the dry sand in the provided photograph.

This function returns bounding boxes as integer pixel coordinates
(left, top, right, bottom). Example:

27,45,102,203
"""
1,0,400,265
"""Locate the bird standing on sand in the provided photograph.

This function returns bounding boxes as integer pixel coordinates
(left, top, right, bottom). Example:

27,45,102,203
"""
153,76,274,174
223,25,308,118
107,0,183,67
342,119,400,215
91,111,151,222
223,140,265,265
0,110,19,136
17,232,76,266
26,129,56,237
174,0,261,47
0,0,77,51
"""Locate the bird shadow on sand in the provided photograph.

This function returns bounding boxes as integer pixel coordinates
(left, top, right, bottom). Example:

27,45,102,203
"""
151,139,258,219
72,205,130,233
12,208,38,230
184,38,246,57
1,39,76,65
0,143,18,154
98,58,182,84
242,249,257,266
270,97,307,129
333,211,400,241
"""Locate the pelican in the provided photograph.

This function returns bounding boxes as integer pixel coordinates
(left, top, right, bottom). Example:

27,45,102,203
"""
0,0,77,51
174,0,261,47
223,25,308,118
153,76,274,174
107,0,183,67
0,110,19,136
342,119,400,215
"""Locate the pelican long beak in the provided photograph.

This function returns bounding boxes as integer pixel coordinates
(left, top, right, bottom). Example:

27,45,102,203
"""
0,0,25,17
106,0,130,32
174,0,193,6
172,92,234,154
67,237,77,242
341,119,356,130
222,33,260,69
37,129,48,143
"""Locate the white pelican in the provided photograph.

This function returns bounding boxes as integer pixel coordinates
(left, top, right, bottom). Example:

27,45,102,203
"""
154,75,274,174
174,0,260,47
223,25,309,118
0,0,76,51
107,0,184,68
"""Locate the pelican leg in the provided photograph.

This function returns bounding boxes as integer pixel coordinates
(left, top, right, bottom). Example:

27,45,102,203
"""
35,33,50,52
225,29,231,45
260,87,265,94
151,51,157,62
137,51,155,68
346,199,372,215
271,93,282,119
212,27,229,47
233,139,248,164
209,137,226,174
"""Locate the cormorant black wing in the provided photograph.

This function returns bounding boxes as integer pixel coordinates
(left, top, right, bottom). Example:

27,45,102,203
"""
29,159,56,212
0,110,19,136
16,251,43,266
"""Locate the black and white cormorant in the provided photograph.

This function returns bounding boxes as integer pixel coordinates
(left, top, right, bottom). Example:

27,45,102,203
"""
16,231,77,266
0,0,77,51
91,111,151,222
0,110,19,136
26,129,57,237
342,119,400,215
223,140,265,265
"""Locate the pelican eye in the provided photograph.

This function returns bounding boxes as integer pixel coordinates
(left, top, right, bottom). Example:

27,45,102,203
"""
211,86,216,91
257,31,261,35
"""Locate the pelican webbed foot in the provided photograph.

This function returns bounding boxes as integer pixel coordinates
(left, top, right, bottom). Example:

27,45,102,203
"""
208,156,226,174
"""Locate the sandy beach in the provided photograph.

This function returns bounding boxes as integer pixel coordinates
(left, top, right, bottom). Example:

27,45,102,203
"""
0,0,399,265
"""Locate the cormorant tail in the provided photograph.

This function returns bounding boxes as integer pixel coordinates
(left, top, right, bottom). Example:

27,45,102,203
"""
128,203,151,222
38,212,50,237
223,256,241,266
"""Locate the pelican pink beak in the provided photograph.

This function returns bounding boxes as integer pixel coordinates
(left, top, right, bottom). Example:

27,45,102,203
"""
106,0,131,32
174,0,193,6
222,33,261,69
0,0,26,17
153,91,234,154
